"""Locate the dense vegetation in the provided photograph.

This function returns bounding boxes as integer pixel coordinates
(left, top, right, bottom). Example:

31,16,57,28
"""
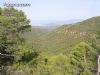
0,7,100,75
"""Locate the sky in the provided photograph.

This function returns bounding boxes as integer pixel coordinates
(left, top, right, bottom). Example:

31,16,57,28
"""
0,0,100,25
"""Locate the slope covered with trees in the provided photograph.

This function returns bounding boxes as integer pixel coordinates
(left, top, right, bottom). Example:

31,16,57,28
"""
33,16,100,75
24,26,51,42
39,16,100,55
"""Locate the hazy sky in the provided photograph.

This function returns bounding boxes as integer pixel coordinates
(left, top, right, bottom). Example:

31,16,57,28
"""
0,0,100,25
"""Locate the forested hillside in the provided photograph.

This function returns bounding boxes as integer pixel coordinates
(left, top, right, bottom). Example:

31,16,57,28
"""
39,16,100,55
24,26,50,41
0,7,100,75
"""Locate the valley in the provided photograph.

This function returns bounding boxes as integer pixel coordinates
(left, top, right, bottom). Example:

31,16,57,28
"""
0,7,100,75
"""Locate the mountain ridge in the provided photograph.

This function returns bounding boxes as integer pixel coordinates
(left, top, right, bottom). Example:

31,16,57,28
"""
37,16,100,55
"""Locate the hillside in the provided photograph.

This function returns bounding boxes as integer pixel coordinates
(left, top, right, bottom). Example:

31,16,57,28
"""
38,16,100,55
24,26,52,41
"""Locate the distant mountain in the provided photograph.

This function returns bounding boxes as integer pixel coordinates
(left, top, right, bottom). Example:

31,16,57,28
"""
31,19,83,30
31,19,83,26
38,16,100,55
